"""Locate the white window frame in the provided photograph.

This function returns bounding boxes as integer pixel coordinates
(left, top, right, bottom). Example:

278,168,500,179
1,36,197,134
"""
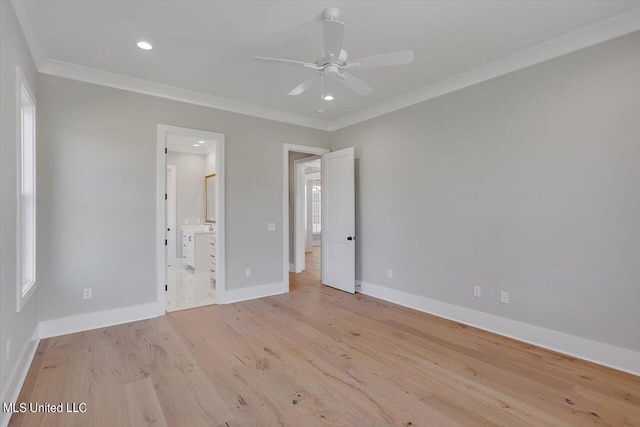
16,66,36,312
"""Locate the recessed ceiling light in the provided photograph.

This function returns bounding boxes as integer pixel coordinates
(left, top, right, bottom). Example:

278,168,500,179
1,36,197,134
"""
193,144,200,147
198,140,205,144
136,41,152,50
324,95,334,101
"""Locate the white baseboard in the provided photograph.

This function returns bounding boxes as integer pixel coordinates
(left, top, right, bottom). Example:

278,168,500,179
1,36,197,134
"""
357,281,640,375
38,302,164,339
289,263,304,274
0,326,40,427
223,281,288,305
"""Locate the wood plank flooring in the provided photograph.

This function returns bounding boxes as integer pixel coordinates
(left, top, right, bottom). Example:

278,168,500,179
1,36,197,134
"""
10,249,640,426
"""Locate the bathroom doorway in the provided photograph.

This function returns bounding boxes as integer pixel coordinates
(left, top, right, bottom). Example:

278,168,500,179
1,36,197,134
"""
157,125,226,312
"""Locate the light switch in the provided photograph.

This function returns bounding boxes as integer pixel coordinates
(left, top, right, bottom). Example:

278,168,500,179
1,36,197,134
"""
268,223,276,232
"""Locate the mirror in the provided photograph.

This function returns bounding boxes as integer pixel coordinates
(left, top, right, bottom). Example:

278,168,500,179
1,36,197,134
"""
205,173,215,223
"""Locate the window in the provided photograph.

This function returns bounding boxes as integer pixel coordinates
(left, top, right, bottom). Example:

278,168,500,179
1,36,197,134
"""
312,182,321,234
17,67,36,311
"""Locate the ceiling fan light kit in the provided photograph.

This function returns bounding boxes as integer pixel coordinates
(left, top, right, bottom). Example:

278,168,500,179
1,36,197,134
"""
136,40,152,50
252,8,414,100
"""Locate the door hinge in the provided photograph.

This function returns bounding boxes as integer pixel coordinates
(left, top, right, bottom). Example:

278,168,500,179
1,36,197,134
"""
165,147,168,154
165,284,168,292
165,239,167,246
165,193,167,200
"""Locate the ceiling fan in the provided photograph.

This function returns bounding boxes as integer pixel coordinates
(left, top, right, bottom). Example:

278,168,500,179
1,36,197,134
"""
252,8,414,99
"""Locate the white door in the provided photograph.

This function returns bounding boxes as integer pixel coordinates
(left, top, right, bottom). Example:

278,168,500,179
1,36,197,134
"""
166,165,177,266
321,147,355,293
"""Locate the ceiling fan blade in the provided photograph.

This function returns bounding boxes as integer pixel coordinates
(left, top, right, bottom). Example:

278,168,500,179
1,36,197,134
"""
337,72,373,96
347,50,414,69
288,75,320,96
252,56,320,70
322,20,344,57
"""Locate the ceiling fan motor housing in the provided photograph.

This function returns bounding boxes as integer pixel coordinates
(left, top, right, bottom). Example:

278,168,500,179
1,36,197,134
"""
324,64,340,76
252,6,413,98
316,49,348,67
323,8,340,20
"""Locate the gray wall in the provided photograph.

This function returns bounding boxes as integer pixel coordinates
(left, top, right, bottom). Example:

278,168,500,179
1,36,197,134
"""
167,151,206,258
0,0,39,399
330,31,640,351
37,75,330,322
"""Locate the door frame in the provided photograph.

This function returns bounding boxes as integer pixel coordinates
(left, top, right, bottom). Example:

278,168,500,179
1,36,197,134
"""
283,144,329,290
166,164,177,266
157,125,226,309
293,156,320,273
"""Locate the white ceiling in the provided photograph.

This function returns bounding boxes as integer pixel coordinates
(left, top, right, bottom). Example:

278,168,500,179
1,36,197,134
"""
13,1,640,129
167,133,216,155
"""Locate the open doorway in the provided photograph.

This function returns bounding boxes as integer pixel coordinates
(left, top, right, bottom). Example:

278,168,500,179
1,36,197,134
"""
166,136,214,311
291,155,322,284
157,125,226,312
284,144,356,295
283,144,329,291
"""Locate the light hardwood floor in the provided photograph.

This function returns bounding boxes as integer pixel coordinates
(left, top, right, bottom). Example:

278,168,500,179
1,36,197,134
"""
10,249,640,426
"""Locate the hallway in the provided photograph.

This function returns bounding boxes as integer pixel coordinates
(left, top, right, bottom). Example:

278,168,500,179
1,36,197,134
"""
290,246,321,292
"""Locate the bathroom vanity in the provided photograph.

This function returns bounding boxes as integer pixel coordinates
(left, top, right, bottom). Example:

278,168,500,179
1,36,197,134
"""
182,225,215,273
209,235,216,280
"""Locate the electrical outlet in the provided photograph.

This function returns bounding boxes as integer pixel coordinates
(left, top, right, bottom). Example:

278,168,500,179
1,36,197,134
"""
473,285,481,298
245,268,252,278
387,269,393,279
6,338,11,360
83,288,93,300
268,223,276,232
500,291,509,304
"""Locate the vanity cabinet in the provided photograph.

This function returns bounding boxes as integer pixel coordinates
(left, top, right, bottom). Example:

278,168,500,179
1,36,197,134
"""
182,230,213,272
182,231,194,267
209,235,216,280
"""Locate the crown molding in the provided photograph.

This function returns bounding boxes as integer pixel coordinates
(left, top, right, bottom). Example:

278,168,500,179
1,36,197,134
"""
38,59,333,131
328,8,640,131
12,0,640,133
12,0,332,131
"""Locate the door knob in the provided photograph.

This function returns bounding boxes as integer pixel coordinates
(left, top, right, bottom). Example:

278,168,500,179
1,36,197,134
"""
347,236,355,241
